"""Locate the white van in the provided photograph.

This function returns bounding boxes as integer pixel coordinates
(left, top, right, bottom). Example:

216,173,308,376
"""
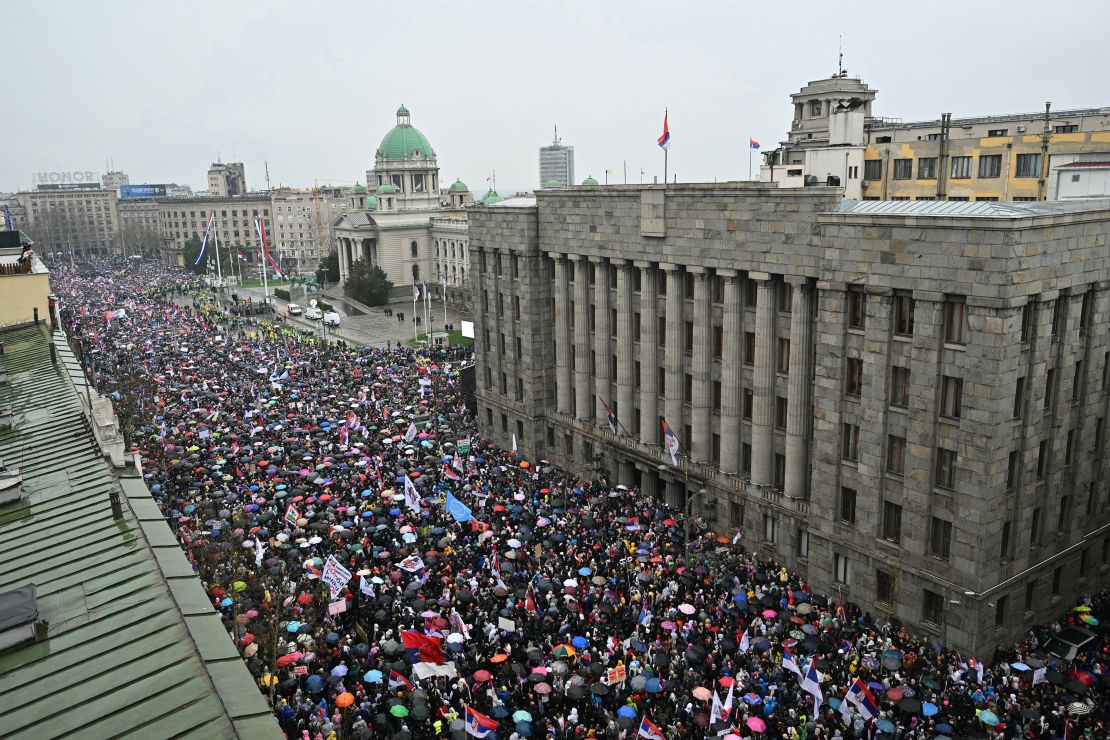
287,303,303,315
323,311,341,327
304,306,323,320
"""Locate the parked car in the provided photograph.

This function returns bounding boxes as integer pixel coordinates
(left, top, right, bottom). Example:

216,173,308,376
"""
1043,626,1097,662
287,303,303,315
304,306,323,320
323,311,341,327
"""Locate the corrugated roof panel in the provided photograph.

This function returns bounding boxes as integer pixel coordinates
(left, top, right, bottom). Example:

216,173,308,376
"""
836,198,1110,218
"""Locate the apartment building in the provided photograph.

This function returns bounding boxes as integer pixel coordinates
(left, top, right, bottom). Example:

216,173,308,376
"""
157,195,272,269
469,183,1110,653
14,187,120,258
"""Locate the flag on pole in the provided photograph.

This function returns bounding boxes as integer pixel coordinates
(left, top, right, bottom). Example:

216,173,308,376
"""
738,629,750,654
3,205,13,230
524,585,537,613
710,691,724,725
722,680,734,719
661,418,680,466
464,706,499,737
194,212,215,265
800,662,824,717
638,717,666,740
255,217,285,278
844,677,879,719
405,421,418,442
403,474,422,513
749,138,761,150
389,669,415,691
412,281,421,301
338,425,349,447
598,395,618,434
445,492,473,523
422,280,429,302
657,111,671,150
782,645,803,678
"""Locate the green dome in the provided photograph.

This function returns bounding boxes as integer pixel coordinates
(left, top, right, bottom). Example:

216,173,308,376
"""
449,179,469,192
581,176,599,186
377,104,435,161
366,194,378,211
544,178,563,188
481,189,503,205
378,183,398,194
351,183,367,194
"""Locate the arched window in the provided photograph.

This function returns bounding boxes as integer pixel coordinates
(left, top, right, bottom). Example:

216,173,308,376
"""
411,240,418,258
412,264,420,281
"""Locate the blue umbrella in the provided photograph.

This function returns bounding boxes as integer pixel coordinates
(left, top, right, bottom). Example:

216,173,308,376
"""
645,677,662,693
979,710,999,726
828,698,841,710
331,665,348,677
490,707,510,719
305,674,325,693
578,567,592,576
364,669,383,683
935,723,953,735
220,597,233,607
922,702,939,717
617,706,636,718
512,710,533,722
875,719,895,733
1011,661,1031,671
286,621,302,633
571,636,588,649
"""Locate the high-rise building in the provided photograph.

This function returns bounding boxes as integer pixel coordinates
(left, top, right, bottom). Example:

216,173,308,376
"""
101,170,130,192
15,187,120,258
761,69,1110,201
469,182,1110,654
539,129,574,189
207,162,247,198
270,187,350,275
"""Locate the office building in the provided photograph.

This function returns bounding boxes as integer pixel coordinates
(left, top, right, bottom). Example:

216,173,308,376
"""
761,70,1110,201
156,194,272,269
14,187,120,258
469,182,1110,653
270,187,350,275
334,105,472,300
208,162,247,198
101,170,130,192
118,199,163,258
539,129,574,189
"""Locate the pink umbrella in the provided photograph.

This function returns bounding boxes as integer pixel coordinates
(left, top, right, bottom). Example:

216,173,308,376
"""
661,620,677,630
761,609,777,618
692,686,711,701
678,603,696,615
534,682,552,694
746,716,766,733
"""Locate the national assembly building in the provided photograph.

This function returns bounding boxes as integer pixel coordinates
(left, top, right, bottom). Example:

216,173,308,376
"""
468,183,1110,653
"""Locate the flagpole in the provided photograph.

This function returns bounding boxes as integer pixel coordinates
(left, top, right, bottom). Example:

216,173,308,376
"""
442,276,448,330
663,108,669,187
413,284,419,345
213,211,223,289
749,147,752,181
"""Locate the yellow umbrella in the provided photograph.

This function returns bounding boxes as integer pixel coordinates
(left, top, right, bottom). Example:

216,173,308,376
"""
260,673,278,687
1074,606,1092,612
233,580,248,592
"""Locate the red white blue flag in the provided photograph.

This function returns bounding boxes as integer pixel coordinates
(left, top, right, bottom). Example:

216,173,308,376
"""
388,669,414,691
465,706,499,737
661,418,680,466
657,111,671,150
638,716,666,740
749,137,761,150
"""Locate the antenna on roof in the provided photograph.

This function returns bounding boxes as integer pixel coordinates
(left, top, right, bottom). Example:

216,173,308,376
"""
837,36,846,77
265,160,271,192
554,124,559,145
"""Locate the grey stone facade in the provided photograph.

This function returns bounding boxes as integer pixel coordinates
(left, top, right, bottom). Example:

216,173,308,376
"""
468,183,1110,654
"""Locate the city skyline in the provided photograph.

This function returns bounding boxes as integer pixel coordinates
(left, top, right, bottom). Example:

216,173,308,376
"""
4,0,1110,195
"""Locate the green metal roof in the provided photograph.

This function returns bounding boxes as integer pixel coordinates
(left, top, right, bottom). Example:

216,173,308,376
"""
449,179,468,192
481,189,503,205
377,183,398,194
350,183,367,195
581,176,599,186
0,325,279,740
366,194,378,211
544,178,563,188
377,106,435,161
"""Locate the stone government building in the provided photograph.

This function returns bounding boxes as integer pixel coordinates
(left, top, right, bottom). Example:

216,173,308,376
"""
469,183,1110,653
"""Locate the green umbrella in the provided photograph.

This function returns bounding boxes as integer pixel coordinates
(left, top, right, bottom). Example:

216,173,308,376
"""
513,710,533,722
390,705,409,717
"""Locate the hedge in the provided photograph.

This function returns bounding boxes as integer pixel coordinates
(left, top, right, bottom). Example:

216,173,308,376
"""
274,288,290,301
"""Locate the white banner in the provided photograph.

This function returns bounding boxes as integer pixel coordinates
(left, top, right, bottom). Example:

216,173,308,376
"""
321,555,352,597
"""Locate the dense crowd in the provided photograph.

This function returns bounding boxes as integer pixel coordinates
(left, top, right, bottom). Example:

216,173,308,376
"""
54,258,1110,739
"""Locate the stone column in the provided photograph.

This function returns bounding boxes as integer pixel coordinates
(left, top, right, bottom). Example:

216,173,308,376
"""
640,467,658,499
337,237,349,281
719,270,741,474
751,273,775,486
615,259,634,435
663,263,684,442
594,258,612,426
785,279,815,499
554,255,572,414
690,267,711,461
573,254,592,419
637,261,658,443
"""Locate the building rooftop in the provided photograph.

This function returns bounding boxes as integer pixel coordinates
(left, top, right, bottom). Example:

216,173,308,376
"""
866,106,1110,132
836,198,1110,219
1057,161,1110,169
0,325,278,739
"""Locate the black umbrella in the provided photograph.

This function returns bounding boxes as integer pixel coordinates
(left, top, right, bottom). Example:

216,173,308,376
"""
898,698,922,714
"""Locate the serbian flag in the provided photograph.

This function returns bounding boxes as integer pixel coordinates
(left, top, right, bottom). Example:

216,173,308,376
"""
749,137,761,150
194,212,215,265
845,677,879,719
661,417,681,466
389,669,414,691
346,411,358,429
255,217,285,278
442,464,460,481
657,110,671,150
598,395,618,434
782,645,802,678
412,281,421,301
638,716,666,740
465,706,499,738
338,425,349,447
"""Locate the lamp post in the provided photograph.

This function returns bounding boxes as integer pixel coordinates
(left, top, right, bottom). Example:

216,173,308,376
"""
657,459,708,558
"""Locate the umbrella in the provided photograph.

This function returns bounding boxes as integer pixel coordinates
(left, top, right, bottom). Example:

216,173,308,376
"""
922,702,938,717
571,636,589,649
875,719,895,734
678,603,696,615
746,717,766,733
692,687,711,701
1068,701,1092,715
551,644,576,658
979,710,999,726
534,682,552,695
898,698,921,714
513,710,533,722
390,705,409,718
1010,661,1031,671
935,723,954,735
336,692,355,708
886,687,904,702
474,670,492,682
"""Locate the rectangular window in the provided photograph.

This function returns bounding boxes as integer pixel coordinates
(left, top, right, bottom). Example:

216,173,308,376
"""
848,289,866,329
1105,351,1110,390
1015,153,1043,177
1031,507,1042,546
658,271,666,295
929,517,952,559
1054,124,1078,133
840,487,856,523
995,596,1007,627
890,366,910,408
1025,581,1035,611
1021,302,1034,342
876,570,894,603
778,283,793,313
743,332,755,365
684,374,693,405
1002,521,1012,561
658,317,666,346
892,159,912,179
1066,429,1075,466
882,501,903,543
834,554,850,584
1007,451,1020,491
713,381,722,411
744,278,757,307
864,160,883,180
658,367,665,395
713,275,724,303
1037,440,1048,479
796,528,809,558
987,128,1008,137
1080,291,1093,331
1014,377,1025,418
887,435,906,476
944,298,967,344
684,272,694,299
918,157,938,179
842,422,859,461
845,357,863,397
777,338,790,373
923,590,944,624
950,156,972,179
1045,368,1055,410
775,396,787,430
1058,495,1071,532
935,447,957,489
979,154,1002,178
1052,298,1064,336
1073,362,1083,400
743,389,753,420
1052,566,1061,595
940,376,963,419
774,453,786,489
742,443,751,474
763,514,776,542
713,325,723,358
893,294,915,336
633,313,641,341
684,321,693,354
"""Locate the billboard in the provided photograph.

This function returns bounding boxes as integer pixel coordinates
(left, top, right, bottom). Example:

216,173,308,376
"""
35,183,100,191
120,184,168,199
32,171,99,187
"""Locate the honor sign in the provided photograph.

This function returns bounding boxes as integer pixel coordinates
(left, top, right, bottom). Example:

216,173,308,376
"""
33,171,100,187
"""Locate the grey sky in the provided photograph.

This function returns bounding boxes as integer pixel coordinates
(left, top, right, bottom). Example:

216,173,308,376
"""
5,0,1109,195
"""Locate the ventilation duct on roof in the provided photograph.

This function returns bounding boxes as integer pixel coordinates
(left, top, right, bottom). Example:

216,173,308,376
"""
0,584,39,654
0,404,12,430
0,463,23,505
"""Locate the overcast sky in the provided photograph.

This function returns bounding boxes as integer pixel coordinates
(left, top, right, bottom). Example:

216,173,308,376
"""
5,0,1109,195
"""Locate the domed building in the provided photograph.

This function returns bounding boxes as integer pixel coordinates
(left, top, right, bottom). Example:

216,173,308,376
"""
333,105,474,303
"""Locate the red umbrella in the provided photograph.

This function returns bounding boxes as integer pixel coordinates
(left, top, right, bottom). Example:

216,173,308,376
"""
886,687,904,701
474,670,492,682
297,593,313,605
